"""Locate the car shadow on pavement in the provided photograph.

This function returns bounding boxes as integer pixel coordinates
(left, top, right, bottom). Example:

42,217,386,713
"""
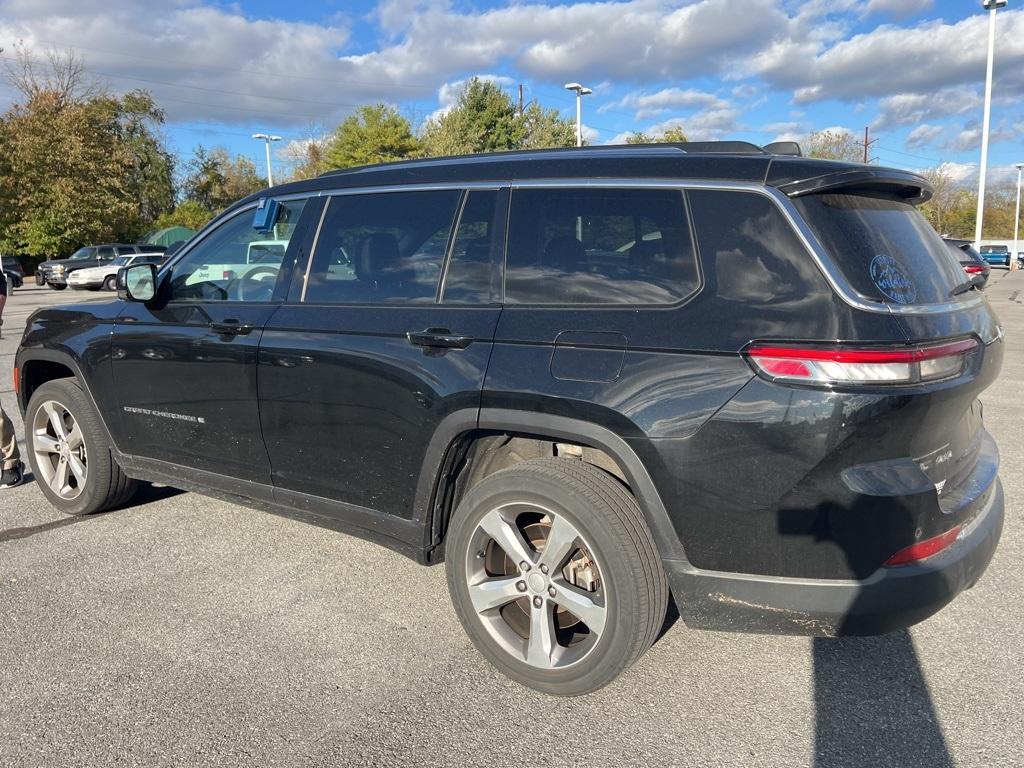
0,481,183,544
813,632,953,768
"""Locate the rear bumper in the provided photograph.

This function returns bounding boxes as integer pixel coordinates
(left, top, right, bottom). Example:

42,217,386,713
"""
667,478,1003,637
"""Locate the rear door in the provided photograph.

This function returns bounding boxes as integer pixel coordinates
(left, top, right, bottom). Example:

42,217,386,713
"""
258,187,506,520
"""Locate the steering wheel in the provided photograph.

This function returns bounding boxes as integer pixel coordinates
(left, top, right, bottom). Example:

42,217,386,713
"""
226,266,279,301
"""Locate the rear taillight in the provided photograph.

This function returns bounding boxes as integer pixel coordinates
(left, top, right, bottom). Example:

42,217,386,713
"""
964,265,985,274
884,525,962,566
745,338,978,386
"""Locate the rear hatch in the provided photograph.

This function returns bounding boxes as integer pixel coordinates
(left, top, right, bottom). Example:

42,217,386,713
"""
784,185,1002,557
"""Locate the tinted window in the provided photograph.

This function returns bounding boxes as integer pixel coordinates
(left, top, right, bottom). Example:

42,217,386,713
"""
303,190,460,304
168,198,307,302
688,190,823,304
794,193,967,305
97,247,116,259
441,190,501,304
68,248,93,260
505,188,698,304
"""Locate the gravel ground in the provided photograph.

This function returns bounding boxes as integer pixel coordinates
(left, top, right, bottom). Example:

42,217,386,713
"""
0,280,1022,768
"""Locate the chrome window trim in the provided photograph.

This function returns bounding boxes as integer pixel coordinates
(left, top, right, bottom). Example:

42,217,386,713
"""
179,181,983,316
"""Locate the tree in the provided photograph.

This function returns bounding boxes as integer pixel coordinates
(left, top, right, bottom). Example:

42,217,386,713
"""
0,47,175,256
323,104,420,170
280,133,331,181
659,126,689,143
807,129,863,162
519,100,576,149
182,146,265,213
625,131,654,144
421,78,524,156
153,200,214,231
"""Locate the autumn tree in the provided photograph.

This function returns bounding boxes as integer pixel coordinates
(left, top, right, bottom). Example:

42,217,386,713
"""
182,146,265,213
807,129,863,162
153,200,214,232
323,104,420,170
519,100,576,149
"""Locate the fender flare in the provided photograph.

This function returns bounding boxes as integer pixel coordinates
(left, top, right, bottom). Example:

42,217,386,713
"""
414,407,691,566
15,350,119,449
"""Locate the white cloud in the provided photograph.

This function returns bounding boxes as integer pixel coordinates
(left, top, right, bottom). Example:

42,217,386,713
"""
600,88,729,120
906,124,943,149
865,0,933,18
874,88,982,131
649,108,741,142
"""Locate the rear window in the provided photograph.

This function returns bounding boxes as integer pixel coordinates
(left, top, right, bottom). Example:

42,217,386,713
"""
794,193,967,305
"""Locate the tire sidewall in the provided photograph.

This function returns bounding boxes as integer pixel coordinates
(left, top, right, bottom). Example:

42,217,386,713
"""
446,468,645,695
25,380,114,515
103,276,117,291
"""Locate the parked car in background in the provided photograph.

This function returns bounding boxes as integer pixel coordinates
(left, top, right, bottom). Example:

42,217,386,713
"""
15,144,1004,695
1,256,24,290
945,238,991,289
37,243,168,289
979,244,1011,267
68,253,168,291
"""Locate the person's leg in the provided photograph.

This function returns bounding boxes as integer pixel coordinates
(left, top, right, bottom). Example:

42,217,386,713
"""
1,404,24,488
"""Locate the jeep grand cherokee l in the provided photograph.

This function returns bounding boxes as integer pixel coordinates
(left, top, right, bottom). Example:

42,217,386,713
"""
15,143,1004,695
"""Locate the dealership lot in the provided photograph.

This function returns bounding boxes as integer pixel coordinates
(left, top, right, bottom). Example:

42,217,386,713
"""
1,281,1022,767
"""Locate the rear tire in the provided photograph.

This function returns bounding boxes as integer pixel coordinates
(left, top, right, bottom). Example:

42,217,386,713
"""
25,379,139,515
50,284,66,291
446,457,667,695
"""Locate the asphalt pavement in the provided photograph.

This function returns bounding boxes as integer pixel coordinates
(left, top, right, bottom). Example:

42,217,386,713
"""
1,281,1022,767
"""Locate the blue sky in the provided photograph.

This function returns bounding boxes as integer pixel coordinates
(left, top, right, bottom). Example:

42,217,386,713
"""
1,1,1021,184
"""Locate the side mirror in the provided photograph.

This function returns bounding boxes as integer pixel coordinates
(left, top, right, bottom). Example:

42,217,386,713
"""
118,263,157,302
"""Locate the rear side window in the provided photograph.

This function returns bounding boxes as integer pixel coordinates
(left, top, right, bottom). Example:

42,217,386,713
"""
505,188,699,305
116,246,137,255
303,190,460,304
794,193,967,305
688,190,824,304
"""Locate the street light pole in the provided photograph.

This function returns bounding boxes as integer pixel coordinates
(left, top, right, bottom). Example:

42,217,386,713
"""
251,133,282,187
974,0,1007,251
1014,162,1023,272
564,83,593,147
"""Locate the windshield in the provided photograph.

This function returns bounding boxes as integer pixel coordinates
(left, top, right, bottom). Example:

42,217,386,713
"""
68,248,92,260
794,193,968,305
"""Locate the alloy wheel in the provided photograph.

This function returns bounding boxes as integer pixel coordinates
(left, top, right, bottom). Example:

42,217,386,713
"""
32,401,88,500
465,502,607,670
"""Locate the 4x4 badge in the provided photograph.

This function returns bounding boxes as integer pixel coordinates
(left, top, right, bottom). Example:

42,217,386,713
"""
869,254,916,304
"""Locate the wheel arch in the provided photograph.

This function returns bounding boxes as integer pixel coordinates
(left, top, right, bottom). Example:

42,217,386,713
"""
415,408,689,568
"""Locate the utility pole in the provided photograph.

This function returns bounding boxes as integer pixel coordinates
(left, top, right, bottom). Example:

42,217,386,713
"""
862,126,878,164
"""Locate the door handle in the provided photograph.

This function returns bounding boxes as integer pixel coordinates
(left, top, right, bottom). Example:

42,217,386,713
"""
210,320,255,336
407,328,474,349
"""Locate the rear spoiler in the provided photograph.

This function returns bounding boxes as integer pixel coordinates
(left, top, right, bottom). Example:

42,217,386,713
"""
772,167,933,204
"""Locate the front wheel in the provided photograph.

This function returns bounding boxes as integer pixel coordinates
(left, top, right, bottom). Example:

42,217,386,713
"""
49,283,67,290
25,379,139,515
102,275,117,291
446,457,668,695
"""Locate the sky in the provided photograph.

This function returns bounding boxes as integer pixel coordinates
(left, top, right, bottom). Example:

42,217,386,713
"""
0,0,1022,185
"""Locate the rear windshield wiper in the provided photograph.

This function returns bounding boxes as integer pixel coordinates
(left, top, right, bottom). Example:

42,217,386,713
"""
950,279,976,297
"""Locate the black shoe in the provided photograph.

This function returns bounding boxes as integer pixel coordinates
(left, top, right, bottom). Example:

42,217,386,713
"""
0,461,24,489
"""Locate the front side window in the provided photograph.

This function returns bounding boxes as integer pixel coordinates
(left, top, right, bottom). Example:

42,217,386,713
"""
168,198,307,302
97,246,116,260
302,190,461,304
68,248,93,261
505,188,699,305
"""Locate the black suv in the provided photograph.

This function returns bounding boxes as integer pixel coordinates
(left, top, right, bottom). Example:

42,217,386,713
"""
15,144,1004,695
37,243,167,290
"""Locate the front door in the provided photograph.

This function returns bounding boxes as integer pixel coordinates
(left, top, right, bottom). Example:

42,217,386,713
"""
110,197,314,484
259,188,506,519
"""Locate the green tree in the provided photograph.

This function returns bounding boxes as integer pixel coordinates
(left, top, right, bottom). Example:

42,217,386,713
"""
519,100,576,149
659,126,688,143
421,78,524,156
115,90,175,235
624,131,654,144
323,104,420,169
153,200,214,231
182,146,265,213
